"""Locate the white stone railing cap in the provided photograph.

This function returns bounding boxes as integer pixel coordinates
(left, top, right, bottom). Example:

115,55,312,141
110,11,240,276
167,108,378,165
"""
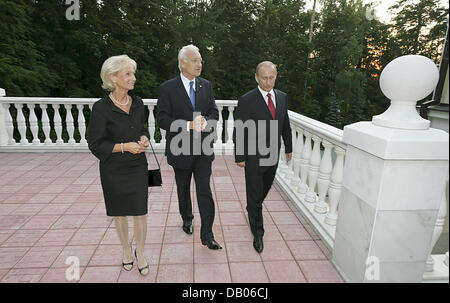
373,55,439,130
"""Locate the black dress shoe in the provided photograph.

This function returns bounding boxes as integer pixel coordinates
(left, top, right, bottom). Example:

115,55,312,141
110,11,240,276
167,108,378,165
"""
201,239,223,250
182,220,193,235
253,236,264,253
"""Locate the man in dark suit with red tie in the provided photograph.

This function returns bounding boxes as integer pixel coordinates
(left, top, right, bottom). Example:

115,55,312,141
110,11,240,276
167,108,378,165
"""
157,44,222,250
234,61,292,253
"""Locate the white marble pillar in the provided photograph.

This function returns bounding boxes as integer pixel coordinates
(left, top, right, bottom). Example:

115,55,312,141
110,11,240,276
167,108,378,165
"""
332,55,449,283
0,88,8,145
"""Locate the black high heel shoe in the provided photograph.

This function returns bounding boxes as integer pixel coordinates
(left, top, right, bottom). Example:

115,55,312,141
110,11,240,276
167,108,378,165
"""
134,249,149,276
122,246,133,271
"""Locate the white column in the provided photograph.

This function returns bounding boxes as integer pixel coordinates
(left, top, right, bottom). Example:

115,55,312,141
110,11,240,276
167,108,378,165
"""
290,127,303,191
214,106,223,153
160,128,166,146
77,104,87,145
315,140,334,213
305,135,321,203
425,173,448,272
41,104,52,145
224,106,235,155
299,130,312,195
4,103,15,145
284,123,297,179
65,104,75,145
333,55,449,283
29,104,40,144
278,143,287,175
53,104,64,145
15,103,28,145
325,146,345,225
0,88,8,145
148,105,156,144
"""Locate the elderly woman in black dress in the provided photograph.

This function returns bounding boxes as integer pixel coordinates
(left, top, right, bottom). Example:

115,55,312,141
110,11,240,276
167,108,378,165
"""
88,55,149,276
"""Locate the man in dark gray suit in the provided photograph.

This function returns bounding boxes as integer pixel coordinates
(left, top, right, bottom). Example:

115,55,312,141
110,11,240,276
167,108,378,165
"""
234,61,292,253
157,44,222,250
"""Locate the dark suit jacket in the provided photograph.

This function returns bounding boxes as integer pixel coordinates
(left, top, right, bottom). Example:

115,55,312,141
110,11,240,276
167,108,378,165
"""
234,87,292,169
156,75,218,169
88,93,150,163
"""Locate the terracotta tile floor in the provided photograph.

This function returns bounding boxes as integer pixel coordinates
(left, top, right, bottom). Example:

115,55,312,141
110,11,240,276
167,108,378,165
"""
0,153,343,283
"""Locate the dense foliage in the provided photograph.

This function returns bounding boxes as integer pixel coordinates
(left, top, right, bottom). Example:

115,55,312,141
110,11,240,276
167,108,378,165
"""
0,0,448,128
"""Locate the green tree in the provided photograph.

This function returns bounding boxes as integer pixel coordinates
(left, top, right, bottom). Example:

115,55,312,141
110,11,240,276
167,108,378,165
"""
312,0,370,125
0,0,58,96
323,94,342,128
257,0,311,114
389,0,449,63
202,0,261,99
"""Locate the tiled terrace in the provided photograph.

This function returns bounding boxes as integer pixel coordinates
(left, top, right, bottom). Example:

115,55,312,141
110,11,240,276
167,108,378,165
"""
0,153,343,283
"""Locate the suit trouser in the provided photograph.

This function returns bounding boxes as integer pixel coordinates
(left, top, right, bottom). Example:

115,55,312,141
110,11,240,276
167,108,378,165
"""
173,156,215,242
244,160,278,238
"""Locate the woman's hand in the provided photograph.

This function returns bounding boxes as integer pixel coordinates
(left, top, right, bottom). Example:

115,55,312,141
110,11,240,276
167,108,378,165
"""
124,142,146,154
138,136,150,149
236,161,246,168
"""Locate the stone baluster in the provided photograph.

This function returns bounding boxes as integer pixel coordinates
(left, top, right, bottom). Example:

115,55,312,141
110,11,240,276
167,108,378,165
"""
445,252,449,267
325,146,345,226
315,140,334,213
214,106,223,153
224,106,235,154
160,128,166,146
425,173,448,272
53,104,63,144
41,104,52,145
279,144,287,173
148,105,156,143
77,104,87,145
299,130,312,195
284,123,296,179
278,128,293,178
0,88,8,145
4,104,15,145
290,126,304,190
29,104,40,144
305,135,322,203
15,103,28,144
65,104,75,145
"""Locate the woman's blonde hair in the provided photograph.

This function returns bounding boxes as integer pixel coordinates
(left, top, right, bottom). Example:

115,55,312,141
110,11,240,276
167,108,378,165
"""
100,55,137,92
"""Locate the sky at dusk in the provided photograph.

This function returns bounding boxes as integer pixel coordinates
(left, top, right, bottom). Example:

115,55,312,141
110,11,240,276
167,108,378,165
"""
305,0,449,24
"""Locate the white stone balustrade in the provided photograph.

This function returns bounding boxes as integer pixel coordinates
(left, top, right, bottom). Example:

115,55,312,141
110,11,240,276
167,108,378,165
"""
0,97,236,153
274,110,348,251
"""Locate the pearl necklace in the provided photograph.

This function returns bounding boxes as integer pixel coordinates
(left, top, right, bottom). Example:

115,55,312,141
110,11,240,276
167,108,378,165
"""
110,93,130,106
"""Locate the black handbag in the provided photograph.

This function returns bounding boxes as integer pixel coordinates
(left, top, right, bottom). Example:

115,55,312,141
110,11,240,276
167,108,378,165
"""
148,140,162,187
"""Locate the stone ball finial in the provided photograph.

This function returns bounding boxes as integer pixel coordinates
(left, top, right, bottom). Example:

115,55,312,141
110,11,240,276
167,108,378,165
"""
0,88,5,97
372,55,439,130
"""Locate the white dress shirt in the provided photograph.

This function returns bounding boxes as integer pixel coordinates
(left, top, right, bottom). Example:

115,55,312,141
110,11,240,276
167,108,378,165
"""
181,73,196,97
257,86,276,109
181,73,197,130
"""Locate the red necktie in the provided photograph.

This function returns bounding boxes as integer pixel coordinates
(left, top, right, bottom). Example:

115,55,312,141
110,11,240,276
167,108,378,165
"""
267,93,276,119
